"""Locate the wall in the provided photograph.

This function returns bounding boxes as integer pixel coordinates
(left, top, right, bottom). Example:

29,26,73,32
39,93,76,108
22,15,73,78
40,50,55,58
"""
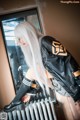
0,29,15,108
0,0,35,11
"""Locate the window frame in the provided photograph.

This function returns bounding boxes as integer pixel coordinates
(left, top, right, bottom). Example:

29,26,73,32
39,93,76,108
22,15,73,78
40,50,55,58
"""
0,7,43,93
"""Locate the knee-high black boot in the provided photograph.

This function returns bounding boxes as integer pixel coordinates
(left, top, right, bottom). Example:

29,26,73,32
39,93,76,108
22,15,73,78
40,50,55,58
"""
4,78,32,112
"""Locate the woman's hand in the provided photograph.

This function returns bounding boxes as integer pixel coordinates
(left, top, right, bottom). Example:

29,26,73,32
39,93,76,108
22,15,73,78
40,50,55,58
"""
22,94,31,103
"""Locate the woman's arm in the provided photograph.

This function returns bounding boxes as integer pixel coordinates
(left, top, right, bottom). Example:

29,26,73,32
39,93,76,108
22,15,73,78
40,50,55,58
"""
41,36,68,56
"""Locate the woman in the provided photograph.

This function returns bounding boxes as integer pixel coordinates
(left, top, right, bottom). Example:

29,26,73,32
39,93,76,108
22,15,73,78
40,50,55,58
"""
4,21,80,112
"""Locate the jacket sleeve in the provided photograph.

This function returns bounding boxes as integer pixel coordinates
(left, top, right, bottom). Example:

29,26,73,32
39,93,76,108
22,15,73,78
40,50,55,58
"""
41,36,80,101
41,36,68,56
41,36,80,74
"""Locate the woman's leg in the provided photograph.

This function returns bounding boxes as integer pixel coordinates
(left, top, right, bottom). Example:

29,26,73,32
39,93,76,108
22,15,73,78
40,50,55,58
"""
4,78,32,112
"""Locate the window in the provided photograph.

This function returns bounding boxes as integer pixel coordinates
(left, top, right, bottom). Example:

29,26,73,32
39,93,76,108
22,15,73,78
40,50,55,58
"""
0,8,42,92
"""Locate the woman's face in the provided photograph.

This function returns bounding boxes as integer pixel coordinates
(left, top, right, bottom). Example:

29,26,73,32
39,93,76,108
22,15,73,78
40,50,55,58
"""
17,38,29,46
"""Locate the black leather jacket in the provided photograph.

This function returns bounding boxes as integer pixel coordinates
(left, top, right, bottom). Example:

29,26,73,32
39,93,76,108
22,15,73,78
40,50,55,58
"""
41,36,80,101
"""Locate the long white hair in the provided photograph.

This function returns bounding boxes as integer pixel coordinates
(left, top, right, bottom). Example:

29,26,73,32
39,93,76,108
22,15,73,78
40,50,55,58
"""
14,21,52,92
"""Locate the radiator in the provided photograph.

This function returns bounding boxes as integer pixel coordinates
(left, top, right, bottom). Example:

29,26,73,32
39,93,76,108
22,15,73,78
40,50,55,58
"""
7,97,57,120
1,88,57,120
